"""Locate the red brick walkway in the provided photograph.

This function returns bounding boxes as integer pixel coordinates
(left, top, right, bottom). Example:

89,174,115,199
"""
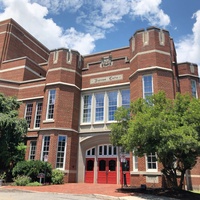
5,183,134,197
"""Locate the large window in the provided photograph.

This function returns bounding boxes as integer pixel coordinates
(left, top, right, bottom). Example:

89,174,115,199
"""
41,136,50,161
108,91,117,121
82,89,130,123
143,75,153,99
95,93,104,122
34,102,42,128
29,141,37,160
47,89,56,119
83,95,92,123
146,153,157,171
56,135,67,169
191,79,197,98
25,103,33,128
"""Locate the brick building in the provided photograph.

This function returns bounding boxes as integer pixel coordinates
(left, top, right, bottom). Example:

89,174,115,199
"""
0,18,199,189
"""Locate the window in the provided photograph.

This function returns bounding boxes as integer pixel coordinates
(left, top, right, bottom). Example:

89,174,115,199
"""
143,75,153,99
25,103,33,128
41,136,50,161
86,147,96,157
83,95,92,123
146,153,157,171
47,89,56,119
81,89,130,123
34,102,42,128
133,155,138,171
95,93,104,122
56,135,67,169
108,91,117,121
98,145,117,156
121,89,130,108
191,80,197,98
29,141,36,160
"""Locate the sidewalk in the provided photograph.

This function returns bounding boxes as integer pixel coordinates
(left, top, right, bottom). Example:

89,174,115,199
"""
4,183,148,200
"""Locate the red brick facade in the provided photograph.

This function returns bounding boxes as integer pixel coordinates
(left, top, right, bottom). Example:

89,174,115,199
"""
0,18,199,189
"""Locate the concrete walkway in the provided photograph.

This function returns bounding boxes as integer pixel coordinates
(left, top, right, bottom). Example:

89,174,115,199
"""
1,183,177,200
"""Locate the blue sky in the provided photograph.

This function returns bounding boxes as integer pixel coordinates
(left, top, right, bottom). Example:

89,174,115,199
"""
0,0,199,67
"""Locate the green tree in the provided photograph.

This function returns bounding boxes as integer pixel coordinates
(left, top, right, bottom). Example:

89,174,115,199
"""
110,91,200,189
0,93,27,175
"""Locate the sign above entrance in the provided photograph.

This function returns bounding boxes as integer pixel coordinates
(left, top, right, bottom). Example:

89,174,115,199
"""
90,75,123,84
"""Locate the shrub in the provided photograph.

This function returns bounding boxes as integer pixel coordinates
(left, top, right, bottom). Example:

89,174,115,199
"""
26,181,42,186
13,175,31,186
51,169,64,184
12,160,52,182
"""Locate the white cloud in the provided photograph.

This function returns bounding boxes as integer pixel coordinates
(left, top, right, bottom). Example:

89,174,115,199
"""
0,0,171,55
31,0,83,13
176,10,200,67
130,0,170,27
0,0,95,54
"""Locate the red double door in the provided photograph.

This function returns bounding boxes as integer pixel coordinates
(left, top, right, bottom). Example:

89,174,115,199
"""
85,158,130,184
97,158,117,184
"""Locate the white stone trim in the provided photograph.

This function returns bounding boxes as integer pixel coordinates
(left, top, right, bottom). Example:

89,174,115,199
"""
48,67,81,77
82,67,130,77
129,49,170,63
179,74,199,78
81,82,130,91
130,66,173,79
46,81,80,90
18,96,44,101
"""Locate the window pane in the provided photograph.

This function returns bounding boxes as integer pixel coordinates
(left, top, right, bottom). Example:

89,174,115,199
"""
42,136,50,161
95,93,104,122
47,90,56,119
83,95,92,122
147,153,157,170
108,91,117,121
29,141,36,160
121,89,130,108
56,136,67,169
35,102,42,128
143,75,153,98
25,103,33,128
191,80,197,98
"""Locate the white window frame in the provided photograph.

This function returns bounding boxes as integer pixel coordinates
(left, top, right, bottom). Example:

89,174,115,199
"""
34,102,42,128
56,135,67,169
41,135,50,161
107,91,118,122
143,74,153,99
146,153,158,172
191,79,198,98
46,89,56,120
25,103,33,128
133,154,138,172
82,94,92,123
29,141,37,160
95,92,105,122
81,88,130,124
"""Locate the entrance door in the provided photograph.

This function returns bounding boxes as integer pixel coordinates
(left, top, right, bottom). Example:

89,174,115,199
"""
97,158,117,184
85,158,94,183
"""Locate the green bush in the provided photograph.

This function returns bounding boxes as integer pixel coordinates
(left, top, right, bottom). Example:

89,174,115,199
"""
13,175,31,186
51,169,64,184
26,181,42,186
12,160,52,182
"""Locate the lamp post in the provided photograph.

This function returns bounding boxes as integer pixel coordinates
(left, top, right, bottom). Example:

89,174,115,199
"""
120,153,127,188
44,155,48,184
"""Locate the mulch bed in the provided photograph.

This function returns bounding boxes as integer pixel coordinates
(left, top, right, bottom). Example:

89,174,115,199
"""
117,187,200,200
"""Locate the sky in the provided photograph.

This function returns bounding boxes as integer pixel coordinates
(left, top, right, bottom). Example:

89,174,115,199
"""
0,0,199,67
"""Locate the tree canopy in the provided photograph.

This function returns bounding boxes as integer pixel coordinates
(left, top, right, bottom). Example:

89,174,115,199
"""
0,93,27,174
110,91,200,189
